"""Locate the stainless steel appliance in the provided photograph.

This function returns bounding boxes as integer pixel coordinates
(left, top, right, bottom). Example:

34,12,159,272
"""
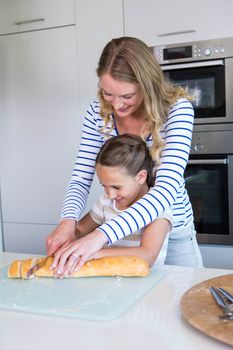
153,37,233,245
187,129,233,245
153,37,233,126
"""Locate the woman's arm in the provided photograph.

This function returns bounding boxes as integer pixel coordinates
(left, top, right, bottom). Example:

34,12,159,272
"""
93,218,170,267
61,100,104,220
52,218,169,277
46,100,104,255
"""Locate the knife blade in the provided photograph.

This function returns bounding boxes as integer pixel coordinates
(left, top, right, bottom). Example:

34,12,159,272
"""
27,256,51,278
209,286,233,320
216,287,233,303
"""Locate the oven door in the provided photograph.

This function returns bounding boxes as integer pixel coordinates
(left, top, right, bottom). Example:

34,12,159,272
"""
185,155,233,245
162,58,233,125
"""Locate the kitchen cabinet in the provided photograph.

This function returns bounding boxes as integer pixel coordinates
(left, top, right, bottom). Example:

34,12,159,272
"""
0,187,3,251
75,0,124,114
200,245,233,270
0,25,80,254
74,0,124,211
0,0,75,35
0,0,124,254
123,0,233,46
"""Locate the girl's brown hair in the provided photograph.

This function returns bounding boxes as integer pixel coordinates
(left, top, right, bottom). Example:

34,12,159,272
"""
96,36,192,162
96,134,155,187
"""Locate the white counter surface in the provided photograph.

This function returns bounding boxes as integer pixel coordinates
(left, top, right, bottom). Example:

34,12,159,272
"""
0,252,232,350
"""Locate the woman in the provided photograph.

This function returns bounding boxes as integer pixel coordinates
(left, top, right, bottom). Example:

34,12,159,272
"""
47,36,203,273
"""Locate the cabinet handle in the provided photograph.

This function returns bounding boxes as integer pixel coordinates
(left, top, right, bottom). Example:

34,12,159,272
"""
14,18,45,25
158,29,196,37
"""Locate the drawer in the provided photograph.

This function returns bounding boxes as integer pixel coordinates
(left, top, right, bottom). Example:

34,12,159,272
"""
0,0,75,35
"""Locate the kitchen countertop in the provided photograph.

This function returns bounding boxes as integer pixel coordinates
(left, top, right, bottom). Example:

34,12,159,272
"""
0,252,232,350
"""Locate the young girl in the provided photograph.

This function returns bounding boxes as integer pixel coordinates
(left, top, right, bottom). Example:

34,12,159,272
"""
57,134,172,276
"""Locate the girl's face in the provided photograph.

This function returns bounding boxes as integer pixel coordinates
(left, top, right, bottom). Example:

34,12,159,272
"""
96,164,148,210
100,73,144,118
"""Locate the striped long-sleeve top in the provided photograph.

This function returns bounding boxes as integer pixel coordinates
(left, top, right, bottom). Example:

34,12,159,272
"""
61,97,194,243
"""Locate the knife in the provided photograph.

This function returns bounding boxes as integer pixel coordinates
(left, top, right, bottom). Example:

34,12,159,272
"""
216,287,233,303
27,256,52,278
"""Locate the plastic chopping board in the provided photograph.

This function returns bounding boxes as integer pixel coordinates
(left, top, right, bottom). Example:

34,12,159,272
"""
0,266,165,321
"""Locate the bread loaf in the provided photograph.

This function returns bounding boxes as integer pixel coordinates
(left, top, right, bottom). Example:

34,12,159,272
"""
8,256,150,279
7,257,45,279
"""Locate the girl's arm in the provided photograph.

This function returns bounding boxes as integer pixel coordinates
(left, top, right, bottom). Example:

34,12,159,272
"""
75,213,99,238
93,218,170,267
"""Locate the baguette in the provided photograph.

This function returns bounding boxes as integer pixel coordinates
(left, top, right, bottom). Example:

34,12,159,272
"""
8,256,150,279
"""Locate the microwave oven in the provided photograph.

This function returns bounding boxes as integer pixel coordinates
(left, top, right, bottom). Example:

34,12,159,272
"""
153,37,233,127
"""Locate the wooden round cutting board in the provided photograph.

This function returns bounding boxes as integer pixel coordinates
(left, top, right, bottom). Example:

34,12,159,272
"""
180,273,233,347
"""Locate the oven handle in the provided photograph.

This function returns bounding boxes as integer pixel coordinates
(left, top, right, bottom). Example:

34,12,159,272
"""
161,59,224,70
188,158,228,165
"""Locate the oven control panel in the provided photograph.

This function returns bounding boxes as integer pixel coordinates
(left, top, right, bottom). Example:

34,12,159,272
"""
193,45,224,58
153,37,233,64
191,130,233,155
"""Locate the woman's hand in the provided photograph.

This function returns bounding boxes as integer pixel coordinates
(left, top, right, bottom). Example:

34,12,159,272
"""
46,219,77,256
51,229,108,277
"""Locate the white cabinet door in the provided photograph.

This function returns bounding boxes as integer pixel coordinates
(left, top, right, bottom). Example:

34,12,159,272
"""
75,0,124,112
199,245,233,269
0,188,3,252
3,222,56,254
124,0,233,46
75,0,124,213
0,26,80,232
0,0,75,35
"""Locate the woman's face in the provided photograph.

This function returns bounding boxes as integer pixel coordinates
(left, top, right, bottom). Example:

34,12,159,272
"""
96,164,147,210
100,73,144,118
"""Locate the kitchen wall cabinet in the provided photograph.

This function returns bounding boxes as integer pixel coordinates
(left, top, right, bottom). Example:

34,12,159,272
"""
0,0,75,35
0,25,80,254
123,0,233,46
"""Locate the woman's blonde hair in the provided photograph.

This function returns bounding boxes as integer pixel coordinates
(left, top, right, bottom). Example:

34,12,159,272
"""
96,36,192,162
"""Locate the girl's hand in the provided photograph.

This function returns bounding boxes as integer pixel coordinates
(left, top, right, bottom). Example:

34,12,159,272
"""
46,219,76,256
52,229,108,277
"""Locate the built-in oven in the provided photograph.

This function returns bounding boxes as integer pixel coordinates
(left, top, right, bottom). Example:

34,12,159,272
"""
153,37,233,245
186,129,233,245
153,37,233,126
186,155,233,245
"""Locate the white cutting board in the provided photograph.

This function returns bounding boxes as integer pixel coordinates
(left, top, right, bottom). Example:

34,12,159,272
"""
0,266,165,321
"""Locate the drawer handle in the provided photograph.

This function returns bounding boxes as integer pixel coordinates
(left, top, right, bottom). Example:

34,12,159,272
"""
188,159,228,165
158,29,196,37
14,18,45,25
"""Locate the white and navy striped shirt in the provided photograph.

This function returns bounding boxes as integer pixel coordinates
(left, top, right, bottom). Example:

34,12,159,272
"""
61,97,194,243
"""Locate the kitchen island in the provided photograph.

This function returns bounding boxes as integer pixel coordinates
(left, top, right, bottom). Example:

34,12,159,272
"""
0,252,232,350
